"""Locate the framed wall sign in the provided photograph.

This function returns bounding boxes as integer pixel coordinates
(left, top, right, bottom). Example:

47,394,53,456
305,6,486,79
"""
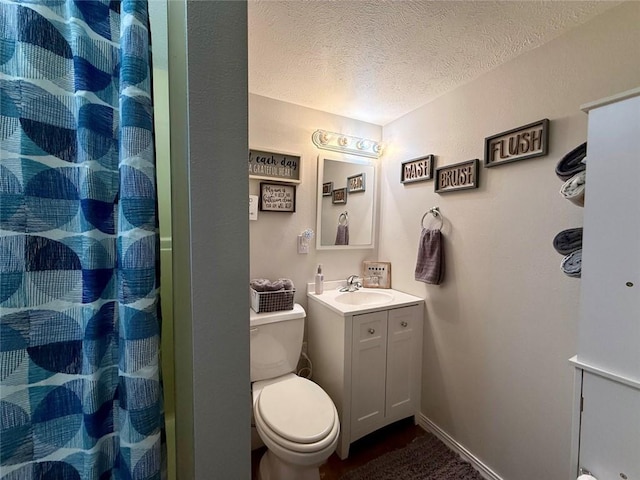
332,187,347,204
347,173,366,193
484,119,549,168
249,148,301,183
401,155,434,184
322,182,333,196
259,182,296,212
435,159,479,193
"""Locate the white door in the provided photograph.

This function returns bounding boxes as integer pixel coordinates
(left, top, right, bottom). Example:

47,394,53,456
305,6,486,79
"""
579,371,640,480
351,311,387,439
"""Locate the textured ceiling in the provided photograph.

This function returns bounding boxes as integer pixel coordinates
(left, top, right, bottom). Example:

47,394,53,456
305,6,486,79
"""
248,1,619,125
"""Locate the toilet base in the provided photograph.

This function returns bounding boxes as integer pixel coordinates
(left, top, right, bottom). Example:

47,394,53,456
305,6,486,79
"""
258,449,321,480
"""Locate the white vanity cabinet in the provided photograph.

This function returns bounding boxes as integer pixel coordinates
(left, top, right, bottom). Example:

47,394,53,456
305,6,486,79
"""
307,292,424,459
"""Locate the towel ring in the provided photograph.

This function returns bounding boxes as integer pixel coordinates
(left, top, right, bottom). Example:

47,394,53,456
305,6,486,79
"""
421,207,443,230
338,211,349,226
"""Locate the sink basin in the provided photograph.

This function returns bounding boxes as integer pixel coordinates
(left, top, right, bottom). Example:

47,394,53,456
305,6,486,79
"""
334,290,394,306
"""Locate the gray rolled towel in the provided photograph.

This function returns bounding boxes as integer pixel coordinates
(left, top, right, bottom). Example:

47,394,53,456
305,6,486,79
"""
561,249,582,278
553,228,583,255
278,278,295,291
250,278,270,292
264,280,284,291
556,142,587,180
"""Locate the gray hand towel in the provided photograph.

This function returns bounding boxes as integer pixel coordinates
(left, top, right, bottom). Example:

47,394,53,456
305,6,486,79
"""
335,224,349,245
561,249,582,278
415,228,444,285
553,228,583,255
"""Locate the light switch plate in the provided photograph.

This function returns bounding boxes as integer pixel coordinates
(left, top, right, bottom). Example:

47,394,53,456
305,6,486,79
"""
362,261,391,288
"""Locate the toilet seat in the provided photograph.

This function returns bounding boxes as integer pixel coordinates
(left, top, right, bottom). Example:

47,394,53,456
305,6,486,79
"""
254,375,339,454
258,375,336,443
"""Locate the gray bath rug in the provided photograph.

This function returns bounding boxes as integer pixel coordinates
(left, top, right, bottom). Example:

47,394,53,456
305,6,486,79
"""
339,433,484,480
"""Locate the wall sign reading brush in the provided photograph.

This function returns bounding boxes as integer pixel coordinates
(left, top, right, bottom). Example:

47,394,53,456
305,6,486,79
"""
434,159,479,193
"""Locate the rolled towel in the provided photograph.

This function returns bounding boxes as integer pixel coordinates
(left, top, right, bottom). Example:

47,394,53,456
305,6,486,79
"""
415,228,445,285
250,278,270,292
278,278,295,291
556,142,587,180
561,249,582,278
553,228,583,255
264,280,284,291
560,170,586,206
335,224,349,245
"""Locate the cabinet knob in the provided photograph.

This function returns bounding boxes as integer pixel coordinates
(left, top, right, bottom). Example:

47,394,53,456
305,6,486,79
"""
368,328,375,334
401,321,408,327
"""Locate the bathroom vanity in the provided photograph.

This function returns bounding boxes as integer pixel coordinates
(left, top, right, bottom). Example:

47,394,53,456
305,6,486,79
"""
307,284,424,459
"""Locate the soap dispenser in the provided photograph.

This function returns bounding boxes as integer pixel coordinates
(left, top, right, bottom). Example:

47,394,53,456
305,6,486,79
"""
315,264,324,294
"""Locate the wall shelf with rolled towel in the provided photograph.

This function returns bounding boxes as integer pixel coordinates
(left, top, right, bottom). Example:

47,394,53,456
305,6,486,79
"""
421,206,443,231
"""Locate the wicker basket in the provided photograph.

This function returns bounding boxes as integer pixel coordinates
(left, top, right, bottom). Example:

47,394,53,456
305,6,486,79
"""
250,288,295,313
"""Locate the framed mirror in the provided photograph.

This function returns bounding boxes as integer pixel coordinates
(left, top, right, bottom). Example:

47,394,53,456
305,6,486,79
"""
316,157,376,249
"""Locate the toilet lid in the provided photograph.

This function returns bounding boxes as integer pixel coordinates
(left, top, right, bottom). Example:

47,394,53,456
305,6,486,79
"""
257,376,336,444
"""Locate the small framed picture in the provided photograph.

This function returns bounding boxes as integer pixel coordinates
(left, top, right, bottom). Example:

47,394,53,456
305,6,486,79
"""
322,181,333,196
347,173,366,193
259,182,296,212
332,187,347,204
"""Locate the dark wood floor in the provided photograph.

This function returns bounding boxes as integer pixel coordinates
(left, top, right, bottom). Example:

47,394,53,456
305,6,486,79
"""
251,417,425,480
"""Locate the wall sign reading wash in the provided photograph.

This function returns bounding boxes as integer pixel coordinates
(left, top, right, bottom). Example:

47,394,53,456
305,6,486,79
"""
484,119,549,167
435,159,478,193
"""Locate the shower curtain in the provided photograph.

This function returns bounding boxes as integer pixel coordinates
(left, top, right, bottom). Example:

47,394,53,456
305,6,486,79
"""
0,1,165,478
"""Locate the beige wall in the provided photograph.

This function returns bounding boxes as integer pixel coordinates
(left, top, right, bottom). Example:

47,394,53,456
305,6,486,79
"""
249,95,382,308
379,3,640,480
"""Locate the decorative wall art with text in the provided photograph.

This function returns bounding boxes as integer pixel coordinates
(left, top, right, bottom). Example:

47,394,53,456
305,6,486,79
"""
401,155,434,184
434,159,479,193
484,119,549,168
259,182,296,212
249,149,301,183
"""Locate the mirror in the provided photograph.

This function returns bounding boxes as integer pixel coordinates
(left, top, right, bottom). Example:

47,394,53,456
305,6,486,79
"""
316,157,376,249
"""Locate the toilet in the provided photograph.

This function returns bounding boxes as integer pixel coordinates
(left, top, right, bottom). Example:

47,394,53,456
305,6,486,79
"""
250,304,339,480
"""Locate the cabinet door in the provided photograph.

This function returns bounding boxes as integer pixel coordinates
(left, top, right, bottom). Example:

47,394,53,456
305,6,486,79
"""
579,372,640,480
579,94,640,379
386,305,422,420
351,311,387,439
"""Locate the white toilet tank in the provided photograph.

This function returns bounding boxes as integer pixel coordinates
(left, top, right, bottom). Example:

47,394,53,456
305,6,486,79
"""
250,304,305,382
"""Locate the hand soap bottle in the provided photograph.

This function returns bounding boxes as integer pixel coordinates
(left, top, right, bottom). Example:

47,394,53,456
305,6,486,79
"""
315,264,324,294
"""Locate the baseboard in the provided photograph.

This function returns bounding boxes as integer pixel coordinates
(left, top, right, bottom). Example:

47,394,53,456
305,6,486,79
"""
417,413,504,480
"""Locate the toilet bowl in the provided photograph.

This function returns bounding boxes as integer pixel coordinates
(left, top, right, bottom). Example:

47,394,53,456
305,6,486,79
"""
250,305,339,480
252,374,339,480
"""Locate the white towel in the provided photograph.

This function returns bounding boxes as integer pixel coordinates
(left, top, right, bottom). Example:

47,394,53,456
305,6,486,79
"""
560,171,586,206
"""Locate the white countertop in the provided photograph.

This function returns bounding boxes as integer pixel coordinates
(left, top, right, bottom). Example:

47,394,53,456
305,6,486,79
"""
307,281,423,316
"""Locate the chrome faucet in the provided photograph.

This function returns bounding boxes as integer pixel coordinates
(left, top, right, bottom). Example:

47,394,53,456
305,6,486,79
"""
340,275,362,292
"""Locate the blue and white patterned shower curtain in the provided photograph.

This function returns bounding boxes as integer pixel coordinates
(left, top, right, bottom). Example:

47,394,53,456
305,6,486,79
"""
0,1,164,478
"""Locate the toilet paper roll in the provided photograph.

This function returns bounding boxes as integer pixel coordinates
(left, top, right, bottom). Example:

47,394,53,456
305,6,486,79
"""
577,474,597,480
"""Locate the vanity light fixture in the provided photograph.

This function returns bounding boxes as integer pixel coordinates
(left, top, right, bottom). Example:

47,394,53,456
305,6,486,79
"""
312,130,383,158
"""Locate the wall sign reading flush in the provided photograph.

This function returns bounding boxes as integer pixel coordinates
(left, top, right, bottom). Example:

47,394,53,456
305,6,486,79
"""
484,119,549,168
